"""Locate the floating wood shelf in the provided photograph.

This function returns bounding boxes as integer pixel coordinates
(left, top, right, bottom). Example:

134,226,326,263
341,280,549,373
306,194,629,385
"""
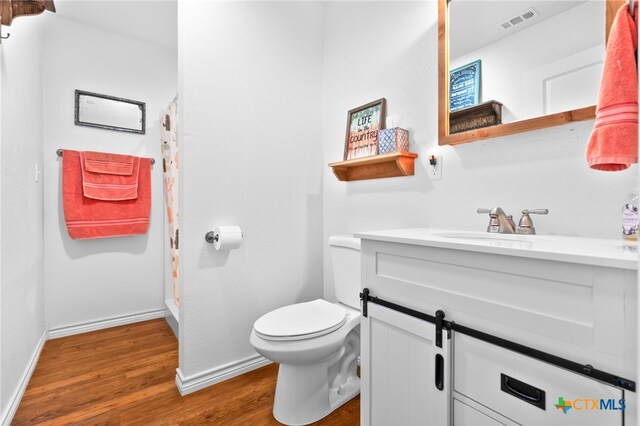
329,152,419,182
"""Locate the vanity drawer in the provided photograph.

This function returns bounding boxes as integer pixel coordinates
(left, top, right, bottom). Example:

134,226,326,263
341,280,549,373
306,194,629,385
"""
453,399,506,425
454,333,624,425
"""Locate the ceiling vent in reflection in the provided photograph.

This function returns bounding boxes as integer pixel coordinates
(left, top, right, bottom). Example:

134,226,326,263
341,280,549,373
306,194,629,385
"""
499,8,539,30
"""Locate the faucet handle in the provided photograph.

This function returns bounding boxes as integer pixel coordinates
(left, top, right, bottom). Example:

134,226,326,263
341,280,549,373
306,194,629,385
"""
478,207,515,233
523,209,549,215
517,209,549,235
478,208,499,232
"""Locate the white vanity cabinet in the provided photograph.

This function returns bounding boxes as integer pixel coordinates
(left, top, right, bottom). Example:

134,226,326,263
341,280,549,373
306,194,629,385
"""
357,229,637,426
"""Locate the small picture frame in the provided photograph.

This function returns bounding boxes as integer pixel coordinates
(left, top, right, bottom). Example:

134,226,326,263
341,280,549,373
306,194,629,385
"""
449,60,481,112
344,98,386,160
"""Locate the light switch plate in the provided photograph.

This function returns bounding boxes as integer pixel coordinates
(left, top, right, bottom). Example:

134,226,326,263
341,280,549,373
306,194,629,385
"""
427,154,442,181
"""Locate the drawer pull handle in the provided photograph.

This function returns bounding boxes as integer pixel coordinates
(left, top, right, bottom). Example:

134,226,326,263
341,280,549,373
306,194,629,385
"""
435,354,444,391
500,373,546,410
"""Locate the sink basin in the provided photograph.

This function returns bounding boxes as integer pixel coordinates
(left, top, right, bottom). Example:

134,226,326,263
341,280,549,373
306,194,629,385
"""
432,232,552,244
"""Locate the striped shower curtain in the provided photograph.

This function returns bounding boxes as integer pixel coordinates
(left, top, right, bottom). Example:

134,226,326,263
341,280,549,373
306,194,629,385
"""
161,97,179,305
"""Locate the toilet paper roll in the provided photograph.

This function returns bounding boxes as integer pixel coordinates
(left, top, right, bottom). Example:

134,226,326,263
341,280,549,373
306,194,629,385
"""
213,226,243,251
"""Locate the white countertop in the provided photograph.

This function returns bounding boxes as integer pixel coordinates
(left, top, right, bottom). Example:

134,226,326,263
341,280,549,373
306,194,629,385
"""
355,228,638,270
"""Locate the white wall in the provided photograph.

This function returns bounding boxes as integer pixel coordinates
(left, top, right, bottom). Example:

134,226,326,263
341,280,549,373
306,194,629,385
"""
178,1,324,383
322,1,637,300
450,1,604,123
0,17,46,421
42,15,177,332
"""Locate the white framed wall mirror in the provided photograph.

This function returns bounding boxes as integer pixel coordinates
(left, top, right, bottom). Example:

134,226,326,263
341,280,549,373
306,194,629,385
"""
438,0,624,146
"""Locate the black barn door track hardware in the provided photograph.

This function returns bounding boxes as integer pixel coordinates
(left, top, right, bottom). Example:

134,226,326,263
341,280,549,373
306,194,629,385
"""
360,288,636,392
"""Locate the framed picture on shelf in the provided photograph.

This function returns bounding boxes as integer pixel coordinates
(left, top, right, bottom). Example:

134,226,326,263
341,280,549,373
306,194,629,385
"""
449,60,481,112
344,98,386,160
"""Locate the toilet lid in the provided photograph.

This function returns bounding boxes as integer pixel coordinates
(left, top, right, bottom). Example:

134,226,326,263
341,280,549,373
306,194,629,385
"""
254,299,347,341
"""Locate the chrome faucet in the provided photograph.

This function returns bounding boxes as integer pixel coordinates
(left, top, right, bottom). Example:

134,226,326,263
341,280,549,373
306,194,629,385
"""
478,207,549,234
477,207,516,233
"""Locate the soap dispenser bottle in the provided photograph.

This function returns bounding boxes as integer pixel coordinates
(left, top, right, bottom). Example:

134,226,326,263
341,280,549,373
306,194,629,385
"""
622,191,639,241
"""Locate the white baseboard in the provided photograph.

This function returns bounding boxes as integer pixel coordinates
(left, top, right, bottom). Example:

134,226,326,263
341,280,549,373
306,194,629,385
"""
164,313,179,338
47,309,167,340
164,299,179,323
1,329,47,426
175,354,272,396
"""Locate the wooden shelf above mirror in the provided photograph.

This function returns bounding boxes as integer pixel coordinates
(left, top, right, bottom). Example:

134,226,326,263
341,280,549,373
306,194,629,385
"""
329,152,418,182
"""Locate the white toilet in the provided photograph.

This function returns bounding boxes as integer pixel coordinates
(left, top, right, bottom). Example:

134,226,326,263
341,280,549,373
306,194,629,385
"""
249,235,361,425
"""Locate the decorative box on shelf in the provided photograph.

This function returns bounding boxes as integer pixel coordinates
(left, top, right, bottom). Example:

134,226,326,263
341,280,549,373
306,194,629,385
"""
449,100,503,134
378,127,409,154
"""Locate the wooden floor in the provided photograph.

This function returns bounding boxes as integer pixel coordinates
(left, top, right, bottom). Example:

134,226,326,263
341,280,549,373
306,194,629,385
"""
13,319,359,425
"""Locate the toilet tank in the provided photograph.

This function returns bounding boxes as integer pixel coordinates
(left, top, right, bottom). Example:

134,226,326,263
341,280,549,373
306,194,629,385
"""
329,234,361,310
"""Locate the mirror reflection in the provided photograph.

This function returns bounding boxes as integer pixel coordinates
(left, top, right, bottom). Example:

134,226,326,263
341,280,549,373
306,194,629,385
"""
449,0,605,128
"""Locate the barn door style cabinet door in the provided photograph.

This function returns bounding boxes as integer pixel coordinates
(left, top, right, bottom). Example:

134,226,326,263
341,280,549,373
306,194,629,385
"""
360,303,451,425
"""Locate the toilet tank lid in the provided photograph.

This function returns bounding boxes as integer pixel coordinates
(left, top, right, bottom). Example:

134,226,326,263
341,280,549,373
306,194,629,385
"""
329,234,361,250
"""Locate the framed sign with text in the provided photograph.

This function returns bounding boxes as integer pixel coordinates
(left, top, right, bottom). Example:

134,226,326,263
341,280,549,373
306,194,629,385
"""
449,60,481,112
344,98,386,160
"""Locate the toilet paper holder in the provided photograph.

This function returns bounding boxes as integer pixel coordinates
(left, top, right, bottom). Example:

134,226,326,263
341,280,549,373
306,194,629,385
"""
204,231,218,244
205,226,243,250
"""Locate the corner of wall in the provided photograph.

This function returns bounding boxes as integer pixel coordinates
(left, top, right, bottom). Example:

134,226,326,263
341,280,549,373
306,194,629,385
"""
0,330,46,425
1,14,47,419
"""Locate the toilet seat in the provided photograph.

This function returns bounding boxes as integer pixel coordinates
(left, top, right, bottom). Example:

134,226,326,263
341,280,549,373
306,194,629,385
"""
254,299,347,341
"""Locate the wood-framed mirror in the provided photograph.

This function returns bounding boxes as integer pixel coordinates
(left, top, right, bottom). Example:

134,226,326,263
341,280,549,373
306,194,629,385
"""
438,0,625,146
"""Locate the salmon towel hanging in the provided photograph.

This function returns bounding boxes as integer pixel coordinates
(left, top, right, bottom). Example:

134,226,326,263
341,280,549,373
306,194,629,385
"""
79,151,140,201
161,97,180,306
62,150,151,239
586,2,638,171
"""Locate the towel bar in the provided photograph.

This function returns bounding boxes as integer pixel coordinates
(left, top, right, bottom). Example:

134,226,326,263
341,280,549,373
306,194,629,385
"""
56,149,155,165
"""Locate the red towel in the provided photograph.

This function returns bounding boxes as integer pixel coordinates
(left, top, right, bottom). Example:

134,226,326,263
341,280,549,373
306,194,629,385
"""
586,3,638,171
80,151,140,201
62,150,151,240
82,151,135,175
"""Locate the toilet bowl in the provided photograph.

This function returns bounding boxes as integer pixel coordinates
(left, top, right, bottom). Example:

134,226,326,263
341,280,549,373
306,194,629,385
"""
249,235,361,425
